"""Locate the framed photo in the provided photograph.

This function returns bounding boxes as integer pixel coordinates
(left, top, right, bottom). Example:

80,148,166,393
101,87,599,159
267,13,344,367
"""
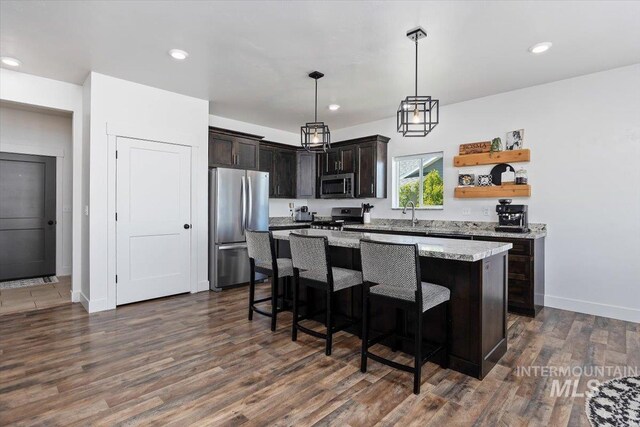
506,129,524,150
458,173,475,187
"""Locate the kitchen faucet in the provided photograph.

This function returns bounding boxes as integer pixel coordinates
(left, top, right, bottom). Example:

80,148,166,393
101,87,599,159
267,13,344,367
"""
402,201,418,227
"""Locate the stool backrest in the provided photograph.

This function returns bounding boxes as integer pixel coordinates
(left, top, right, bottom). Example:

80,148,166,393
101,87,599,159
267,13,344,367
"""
246,230,275,267
360,239,422,303
289,233,330,279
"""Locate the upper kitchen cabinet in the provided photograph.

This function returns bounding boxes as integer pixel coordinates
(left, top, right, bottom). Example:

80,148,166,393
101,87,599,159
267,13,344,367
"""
321,145,355,175
356,136,389,198
208,127,263,170
260,141,298,198
317,135,389,198
296,151,316,199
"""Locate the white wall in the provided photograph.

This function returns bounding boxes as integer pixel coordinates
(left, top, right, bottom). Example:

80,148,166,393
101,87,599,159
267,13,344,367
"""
0,105,73,276
0,69,84,302
209,114,307,216
85,72,209,312
309,64,640,322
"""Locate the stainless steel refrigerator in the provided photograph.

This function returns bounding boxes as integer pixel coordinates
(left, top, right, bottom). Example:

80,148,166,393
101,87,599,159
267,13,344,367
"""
209,168,269,290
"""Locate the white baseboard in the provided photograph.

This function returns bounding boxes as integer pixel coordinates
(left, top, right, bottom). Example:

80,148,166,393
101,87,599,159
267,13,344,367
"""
545,295,640,323
196,279,210,293
58,266,72,276
71,290,81,303
78,293,110,313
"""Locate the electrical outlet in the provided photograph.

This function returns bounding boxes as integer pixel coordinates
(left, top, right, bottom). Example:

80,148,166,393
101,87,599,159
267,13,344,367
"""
462,208,471,216
483,207,490,216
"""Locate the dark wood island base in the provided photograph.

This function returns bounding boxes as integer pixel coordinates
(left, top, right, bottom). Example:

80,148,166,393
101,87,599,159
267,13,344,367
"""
275,239,509,380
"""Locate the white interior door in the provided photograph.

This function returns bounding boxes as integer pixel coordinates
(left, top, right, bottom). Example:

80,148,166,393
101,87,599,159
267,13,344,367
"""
116,137,191,305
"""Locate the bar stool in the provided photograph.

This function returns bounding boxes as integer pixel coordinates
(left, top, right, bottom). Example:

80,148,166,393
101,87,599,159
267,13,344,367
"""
246,230,293,331
359,239,451,394
289,232,362,356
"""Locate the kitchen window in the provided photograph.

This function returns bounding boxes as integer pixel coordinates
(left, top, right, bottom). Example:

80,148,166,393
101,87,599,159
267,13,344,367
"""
392,152,444,209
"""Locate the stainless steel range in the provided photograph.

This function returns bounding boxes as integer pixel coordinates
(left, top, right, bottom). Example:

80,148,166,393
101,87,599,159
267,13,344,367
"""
310,207,364,230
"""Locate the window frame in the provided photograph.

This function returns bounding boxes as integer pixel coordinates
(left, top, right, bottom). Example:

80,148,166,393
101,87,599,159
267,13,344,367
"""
392,151,445,210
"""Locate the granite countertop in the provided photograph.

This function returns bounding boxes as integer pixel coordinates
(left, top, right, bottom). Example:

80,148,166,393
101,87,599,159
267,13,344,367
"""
268,217,312,228
269,217,546,239
343,223,545,240
271,228,512,262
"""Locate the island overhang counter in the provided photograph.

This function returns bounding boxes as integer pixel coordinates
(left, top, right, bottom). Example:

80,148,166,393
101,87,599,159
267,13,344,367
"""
271,229,512,380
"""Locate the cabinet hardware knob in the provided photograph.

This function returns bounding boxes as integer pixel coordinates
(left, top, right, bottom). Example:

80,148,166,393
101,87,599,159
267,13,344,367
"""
48,220,54,225
184,224,191,229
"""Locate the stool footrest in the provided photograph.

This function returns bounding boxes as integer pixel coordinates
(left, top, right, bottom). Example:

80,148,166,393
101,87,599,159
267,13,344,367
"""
367,352,415,374
296,324,327,340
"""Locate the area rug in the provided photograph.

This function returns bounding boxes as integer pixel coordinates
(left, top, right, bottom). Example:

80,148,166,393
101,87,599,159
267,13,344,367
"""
586,376,640,427
0,276,59,290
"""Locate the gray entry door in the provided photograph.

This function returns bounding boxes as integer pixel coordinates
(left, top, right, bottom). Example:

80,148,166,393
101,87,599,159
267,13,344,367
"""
0,152,56,281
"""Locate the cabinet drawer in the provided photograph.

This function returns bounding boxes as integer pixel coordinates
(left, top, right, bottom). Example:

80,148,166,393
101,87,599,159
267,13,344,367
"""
508,255,532,281
475,236,532,256
508,279,532,307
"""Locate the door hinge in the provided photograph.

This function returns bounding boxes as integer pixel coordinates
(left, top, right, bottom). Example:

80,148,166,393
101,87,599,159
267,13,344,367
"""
115,150,118,159
115,212,118,221
115,275,118,283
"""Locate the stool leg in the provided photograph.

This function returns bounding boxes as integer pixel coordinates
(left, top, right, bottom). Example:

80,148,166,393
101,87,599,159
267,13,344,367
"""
291,272,299,342
360,289,369,373
440,302,450,369
414,310,423,395
270,275,278,331
248,265,255,321
325,290,333,356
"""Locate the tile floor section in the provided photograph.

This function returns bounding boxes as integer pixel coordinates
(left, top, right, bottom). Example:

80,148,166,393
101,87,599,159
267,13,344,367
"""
0,275,71,315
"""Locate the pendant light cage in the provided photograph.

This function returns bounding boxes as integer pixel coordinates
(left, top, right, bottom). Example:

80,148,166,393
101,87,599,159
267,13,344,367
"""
301,71,331,152
397,27,440,138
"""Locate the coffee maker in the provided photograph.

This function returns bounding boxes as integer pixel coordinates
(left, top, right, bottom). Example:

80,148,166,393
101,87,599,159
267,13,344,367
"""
495,199,529,233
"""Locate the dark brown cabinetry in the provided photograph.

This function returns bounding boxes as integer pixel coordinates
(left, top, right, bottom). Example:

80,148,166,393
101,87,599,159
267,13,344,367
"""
260,142,298,199
317,135,389,199
208,127,262,170
342,226,545,318
321,146,356,175
477,236,545,317
296,151,316,199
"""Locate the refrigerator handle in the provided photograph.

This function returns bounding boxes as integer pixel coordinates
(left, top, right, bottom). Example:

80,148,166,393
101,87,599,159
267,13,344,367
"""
247,176,253,230
241,175,246,235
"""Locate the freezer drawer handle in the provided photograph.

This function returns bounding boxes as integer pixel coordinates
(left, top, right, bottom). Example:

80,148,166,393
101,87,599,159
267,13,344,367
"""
218,244,248,250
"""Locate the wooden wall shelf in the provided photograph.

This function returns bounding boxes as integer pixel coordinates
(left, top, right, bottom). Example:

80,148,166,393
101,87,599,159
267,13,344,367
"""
454,184,531,198
454,149,530,167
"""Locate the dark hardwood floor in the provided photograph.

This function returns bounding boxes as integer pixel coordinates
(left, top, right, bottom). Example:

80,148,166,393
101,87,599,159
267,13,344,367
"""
1,283,638,426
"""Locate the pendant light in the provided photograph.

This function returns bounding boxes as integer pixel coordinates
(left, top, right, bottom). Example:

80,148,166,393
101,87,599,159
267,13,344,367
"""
301,71,331,152
397,27,439,137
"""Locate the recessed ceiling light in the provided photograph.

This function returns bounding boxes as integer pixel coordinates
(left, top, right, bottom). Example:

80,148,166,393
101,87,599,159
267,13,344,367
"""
528,42,552,54
328,104,340,111
1,56,21,67
168,49,189,60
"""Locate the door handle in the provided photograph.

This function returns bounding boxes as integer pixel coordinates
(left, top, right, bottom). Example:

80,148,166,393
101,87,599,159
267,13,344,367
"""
48,220,55,225
218,243,248,250
241,176,247,234
334,161,337,171
183,224,191,229
247,176,253,229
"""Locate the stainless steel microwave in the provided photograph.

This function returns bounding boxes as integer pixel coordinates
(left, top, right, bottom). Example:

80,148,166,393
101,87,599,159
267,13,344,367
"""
320,173,355,199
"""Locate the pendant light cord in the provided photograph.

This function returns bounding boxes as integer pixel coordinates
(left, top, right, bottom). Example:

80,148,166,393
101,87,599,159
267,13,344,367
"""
415,39,418,97
314,78,318,122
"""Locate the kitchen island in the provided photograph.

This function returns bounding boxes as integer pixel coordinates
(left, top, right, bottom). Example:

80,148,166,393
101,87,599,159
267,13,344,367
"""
271,228,512,379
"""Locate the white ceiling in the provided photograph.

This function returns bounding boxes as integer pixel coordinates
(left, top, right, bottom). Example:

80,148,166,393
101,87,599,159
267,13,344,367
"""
2,1,639,132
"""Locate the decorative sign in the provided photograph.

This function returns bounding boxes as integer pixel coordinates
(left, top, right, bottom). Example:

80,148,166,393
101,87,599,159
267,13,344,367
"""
459,141,491,155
